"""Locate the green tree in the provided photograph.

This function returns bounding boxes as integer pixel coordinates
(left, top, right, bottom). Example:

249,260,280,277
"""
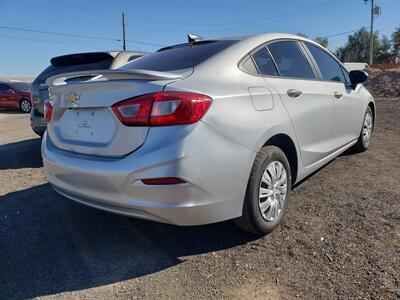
376,35,393,63
336,27,379,63
314,37,329,48
391,27,400,60
296,32,308,38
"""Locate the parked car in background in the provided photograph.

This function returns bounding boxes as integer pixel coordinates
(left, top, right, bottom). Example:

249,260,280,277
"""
344,62,369,72
42,33,374,235
31,51,148,137
0,81,32,113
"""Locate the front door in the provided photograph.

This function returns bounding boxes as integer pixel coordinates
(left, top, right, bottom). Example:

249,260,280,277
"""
303,42,363,150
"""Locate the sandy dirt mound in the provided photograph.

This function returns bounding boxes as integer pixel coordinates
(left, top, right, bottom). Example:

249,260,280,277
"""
364,68,400,99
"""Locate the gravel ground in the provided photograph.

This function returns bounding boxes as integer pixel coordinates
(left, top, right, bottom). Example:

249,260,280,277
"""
0,101,399,300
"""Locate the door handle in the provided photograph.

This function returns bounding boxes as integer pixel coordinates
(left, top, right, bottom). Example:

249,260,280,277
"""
334,92,343,99
287,89,302,98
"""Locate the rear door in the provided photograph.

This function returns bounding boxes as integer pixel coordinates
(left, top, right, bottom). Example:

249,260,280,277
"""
0,83,18,108
257,40,334,167
304,43,363,149
0,83,9,108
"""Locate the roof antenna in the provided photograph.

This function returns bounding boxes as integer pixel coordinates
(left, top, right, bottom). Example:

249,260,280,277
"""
188,33,203,43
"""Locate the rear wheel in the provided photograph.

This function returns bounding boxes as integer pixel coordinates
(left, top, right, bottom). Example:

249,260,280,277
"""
352,106,373,152
234,146,291,235
20,99,31,113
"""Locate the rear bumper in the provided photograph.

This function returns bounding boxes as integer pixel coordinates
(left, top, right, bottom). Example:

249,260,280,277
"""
42,123,256,225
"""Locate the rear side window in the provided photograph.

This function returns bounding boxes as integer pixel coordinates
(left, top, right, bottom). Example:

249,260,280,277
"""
306,43,345,82
252,47,279,76
267,41,315,79
122,40,237,72
241,56,258,74
33,53,114,84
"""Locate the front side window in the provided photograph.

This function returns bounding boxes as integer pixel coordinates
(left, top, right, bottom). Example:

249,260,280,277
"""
267,41,315,79
306,43,345,83
0,83,10,92
252,47,279,76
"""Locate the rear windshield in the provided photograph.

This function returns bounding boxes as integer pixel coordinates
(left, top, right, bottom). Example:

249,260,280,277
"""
33,53,114,84
122,40,237,72
12,82,31,92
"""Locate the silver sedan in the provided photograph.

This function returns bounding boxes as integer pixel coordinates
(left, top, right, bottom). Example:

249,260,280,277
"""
42,33,375,235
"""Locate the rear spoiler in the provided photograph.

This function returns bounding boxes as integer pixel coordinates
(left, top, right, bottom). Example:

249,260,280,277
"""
46,69,184,85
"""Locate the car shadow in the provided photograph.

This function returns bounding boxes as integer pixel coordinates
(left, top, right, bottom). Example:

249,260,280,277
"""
338,147,359,157
292,144,364,190
0,110,25,115
0,184,256,299
0,138,43,170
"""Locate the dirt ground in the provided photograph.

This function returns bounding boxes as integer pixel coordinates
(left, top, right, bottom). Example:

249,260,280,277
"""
0,100,399,300
365,68,400,100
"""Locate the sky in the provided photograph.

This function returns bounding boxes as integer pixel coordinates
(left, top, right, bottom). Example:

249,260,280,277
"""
0,0,399,77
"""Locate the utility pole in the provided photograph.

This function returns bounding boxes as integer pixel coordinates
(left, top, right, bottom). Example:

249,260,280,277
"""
369,0,374,66
364,0,381,65
122,12,127,51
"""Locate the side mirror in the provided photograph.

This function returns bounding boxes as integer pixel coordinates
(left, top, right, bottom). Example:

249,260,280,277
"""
6,88,15,94
349,70,368,89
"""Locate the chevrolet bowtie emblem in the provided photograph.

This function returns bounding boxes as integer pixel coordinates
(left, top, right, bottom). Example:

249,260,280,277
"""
66,93,80,102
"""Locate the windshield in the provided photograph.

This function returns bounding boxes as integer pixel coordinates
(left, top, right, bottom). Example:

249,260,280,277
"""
122,40,237,72
33,53,114,84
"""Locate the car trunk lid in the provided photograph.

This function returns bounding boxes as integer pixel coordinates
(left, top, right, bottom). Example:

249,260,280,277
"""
46,68,191,157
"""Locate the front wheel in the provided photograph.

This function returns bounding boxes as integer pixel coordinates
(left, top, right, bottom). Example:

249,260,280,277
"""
352,106,373,152
234,146,292,235
20,99,32,113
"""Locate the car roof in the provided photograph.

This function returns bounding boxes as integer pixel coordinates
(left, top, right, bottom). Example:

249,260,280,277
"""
213,33,318,45
157,33,321,53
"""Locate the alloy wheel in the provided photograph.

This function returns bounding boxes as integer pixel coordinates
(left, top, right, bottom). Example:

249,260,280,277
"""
258,161,288,222
362,110,373,147
21,100,31,113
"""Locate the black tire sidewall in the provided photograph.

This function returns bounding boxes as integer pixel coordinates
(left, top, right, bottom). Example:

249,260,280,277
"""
361,106,373,149
247,146,292,233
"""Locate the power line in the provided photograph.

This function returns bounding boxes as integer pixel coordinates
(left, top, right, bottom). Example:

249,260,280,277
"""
0,25,120,42
0,33,115,44
322,27,371,38
0,25,166,48
126,39,165,47
127,0,345,35
130,0,342,27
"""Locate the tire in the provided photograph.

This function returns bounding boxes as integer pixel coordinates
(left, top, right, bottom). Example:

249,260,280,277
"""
352,106,373,152
20,98,32,113
234,146,292,235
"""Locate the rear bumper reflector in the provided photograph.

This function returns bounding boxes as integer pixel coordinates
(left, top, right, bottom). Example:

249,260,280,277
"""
141,177,186,185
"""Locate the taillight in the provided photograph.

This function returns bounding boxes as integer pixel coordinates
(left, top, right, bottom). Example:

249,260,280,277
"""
111,95,153,126
112,92,212,126
44,100,53,123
